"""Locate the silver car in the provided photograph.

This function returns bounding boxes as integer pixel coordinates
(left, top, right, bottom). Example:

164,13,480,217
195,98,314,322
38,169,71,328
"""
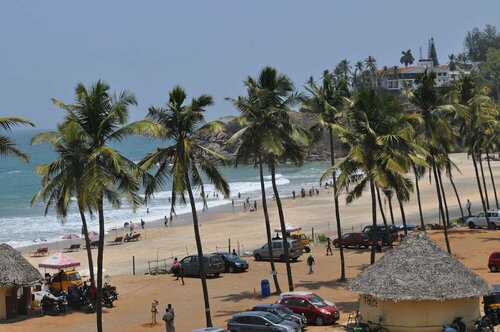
253,239,303,262
467,210,500,229
227,311,300,332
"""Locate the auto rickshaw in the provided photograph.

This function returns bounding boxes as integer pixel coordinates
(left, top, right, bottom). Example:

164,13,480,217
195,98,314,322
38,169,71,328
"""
274,225,311,253
484,285,500,325
50,270,83,292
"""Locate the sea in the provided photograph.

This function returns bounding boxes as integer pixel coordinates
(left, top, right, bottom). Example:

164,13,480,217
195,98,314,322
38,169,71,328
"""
0,129,332,248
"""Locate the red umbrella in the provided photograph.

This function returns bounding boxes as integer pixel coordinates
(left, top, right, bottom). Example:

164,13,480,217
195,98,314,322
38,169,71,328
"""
87,231,99,238
38,253,81,269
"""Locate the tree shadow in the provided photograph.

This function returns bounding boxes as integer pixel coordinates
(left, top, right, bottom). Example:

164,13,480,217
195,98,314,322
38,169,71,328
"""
479,236,500,243
294,279,347,291
214,309,243,319
213,291,255,303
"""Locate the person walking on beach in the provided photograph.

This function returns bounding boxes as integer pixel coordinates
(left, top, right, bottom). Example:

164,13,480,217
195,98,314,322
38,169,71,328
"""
307,254,315,274
253,200,257,211
466,199,472,216
141,219,145,229
231,199,234,208
326,237,332,256
162,304,175,332
164,216,168,227
129,221,134,234
292,190,296,199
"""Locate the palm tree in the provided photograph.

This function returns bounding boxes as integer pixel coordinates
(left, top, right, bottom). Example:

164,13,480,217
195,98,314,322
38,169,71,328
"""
302,70,349,281
323,88,423,264
443,75,498,228
31,125,96,283
140,86,229,327
404,70,453,253
400,50,415,67
413,164,426,229
364,56,377,72
52,81,155,332
0,117,34,161
448,54,457,71
382,189,395,226
334,59,351,82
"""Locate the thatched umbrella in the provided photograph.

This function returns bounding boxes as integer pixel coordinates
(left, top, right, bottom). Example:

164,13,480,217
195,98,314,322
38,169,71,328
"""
347,231,491,301
0,243,42,287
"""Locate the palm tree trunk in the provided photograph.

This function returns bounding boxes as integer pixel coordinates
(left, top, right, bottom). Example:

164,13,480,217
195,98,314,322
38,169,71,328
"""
369,180,378,265
478,150,490,209
258,157,281,294
396,194,408,236
387,194,395,226
78,199,94,283
413,166,425,229
431,158,451,253
448,172,464,220
185,173,213,327
329,129,345,281
486,151,499,209
376,186,388,226
96,197,105,332
437,168,451,226
271,163,294,292
471,150,491,227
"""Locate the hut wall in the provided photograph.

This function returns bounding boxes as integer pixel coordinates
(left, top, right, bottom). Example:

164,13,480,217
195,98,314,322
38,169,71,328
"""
0,287,6,320
358,295,481,332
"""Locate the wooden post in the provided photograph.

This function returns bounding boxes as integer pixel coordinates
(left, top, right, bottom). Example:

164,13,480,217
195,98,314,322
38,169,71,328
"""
237,240,240,256
311,227,315,243
228,238,231,253
133,255,136,275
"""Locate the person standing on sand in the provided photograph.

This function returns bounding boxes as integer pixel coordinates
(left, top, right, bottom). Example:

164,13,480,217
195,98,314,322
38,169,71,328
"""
162,304,175,332
141,219,145,229
292,190,296,199
326,237,332,256
307,254,315,274
253,200,257,211
164,216,168,228
466,199,472,216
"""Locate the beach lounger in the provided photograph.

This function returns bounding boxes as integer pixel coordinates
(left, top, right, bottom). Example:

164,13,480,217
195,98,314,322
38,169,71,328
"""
85,240,100,249
63,244,81,252
108,236,123,245
30,247,49,257
124,233,141,242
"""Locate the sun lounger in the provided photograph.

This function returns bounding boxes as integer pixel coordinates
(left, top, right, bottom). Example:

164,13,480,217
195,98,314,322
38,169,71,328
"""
124,233,141,242
85,240,100,249
30,247,49,257
108,236,123,245
63,244,81,252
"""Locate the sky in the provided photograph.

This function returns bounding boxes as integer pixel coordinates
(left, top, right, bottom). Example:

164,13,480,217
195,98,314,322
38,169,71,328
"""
1,1,499,130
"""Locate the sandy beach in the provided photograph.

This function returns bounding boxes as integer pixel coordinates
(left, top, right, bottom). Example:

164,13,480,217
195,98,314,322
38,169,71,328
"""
4,153,500,331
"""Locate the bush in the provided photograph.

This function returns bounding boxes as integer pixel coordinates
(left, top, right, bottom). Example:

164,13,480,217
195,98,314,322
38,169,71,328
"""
317,234,327,243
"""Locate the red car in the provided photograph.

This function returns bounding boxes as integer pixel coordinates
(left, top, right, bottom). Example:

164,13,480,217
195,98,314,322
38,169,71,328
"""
278,293,340,326
489,251,500,272
332,232,370,249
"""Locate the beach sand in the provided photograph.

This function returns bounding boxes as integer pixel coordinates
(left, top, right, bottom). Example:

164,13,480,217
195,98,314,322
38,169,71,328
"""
5,153,500,331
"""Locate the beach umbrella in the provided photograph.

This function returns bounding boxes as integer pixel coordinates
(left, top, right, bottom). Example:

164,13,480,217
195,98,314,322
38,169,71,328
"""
32,238,47,243
39,252,80,269
87,231,99,237
62,234,79,240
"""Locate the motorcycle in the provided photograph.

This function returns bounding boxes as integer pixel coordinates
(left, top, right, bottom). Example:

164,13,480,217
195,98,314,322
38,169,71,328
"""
103,282,118,301
442,317,467,332
473,316,494,332
41,293,67,315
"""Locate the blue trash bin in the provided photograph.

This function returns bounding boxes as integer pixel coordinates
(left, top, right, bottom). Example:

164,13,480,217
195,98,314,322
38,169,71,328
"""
261,279,270,297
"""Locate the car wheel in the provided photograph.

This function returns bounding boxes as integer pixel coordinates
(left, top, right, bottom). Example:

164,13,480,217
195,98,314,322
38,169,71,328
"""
254,254,262,261
280,254,286,262
305,246,311,253
214,273,220,277
228,266,234,273
468,222,475,229
490,265,498,272
489,222,496,230
355,244,360,249
315,316,324,326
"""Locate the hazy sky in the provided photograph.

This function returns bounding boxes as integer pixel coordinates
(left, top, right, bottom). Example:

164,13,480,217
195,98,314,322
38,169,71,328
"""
1,1,499,129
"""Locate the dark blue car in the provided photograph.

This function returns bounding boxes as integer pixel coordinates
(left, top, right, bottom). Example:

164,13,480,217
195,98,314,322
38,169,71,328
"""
251,303,307,330
214,252,249,273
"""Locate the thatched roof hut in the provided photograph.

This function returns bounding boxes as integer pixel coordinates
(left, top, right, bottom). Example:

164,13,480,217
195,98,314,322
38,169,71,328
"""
347,232,492,331
0,244,42,287
347,231,491,301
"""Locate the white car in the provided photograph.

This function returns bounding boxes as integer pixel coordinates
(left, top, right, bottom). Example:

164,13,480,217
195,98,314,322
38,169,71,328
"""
467,210,500,229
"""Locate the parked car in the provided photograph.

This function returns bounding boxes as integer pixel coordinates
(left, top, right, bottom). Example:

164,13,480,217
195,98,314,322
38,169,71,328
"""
483,285,500,325
253,239,303,262
277,291,336,310
179,254,225,277
489,251,500,272
467,210,500,229
192,328,229,332
227,311,300,332
362,225,399,245
214,252,249,273
251,303,307,330
278,293,340,326
332,232,370,249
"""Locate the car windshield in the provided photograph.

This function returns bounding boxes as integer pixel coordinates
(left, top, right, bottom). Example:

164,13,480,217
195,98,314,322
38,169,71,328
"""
264,313,283,324
222,254,238,261
309,295,327,307
68,272,81,281
275,305,294,315
291,241,301,249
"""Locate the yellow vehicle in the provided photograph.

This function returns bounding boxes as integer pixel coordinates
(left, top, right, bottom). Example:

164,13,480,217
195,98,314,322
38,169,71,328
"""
50,270,83,292
274,225,311,253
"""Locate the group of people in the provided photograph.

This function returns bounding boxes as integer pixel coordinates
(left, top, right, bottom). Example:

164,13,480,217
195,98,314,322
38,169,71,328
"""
292,186,320,199
151,302,175,332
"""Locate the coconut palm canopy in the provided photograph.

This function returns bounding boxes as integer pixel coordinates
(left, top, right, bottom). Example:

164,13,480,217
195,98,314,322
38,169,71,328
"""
347,232,491,302
0,244,42,287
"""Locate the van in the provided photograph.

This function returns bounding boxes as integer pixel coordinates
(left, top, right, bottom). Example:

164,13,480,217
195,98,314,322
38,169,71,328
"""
362,225,399,245
253,239,303,262
179,254,225,277
467,210,500,229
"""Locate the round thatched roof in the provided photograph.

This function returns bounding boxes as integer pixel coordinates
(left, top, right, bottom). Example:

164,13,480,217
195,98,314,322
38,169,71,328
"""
0,244,42,287
346,231,492,302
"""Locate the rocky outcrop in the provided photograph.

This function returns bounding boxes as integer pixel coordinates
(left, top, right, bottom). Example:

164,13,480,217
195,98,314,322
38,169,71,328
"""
199,112,345,162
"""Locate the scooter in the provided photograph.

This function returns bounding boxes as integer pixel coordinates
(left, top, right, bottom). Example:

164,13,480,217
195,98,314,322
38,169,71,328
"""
442,317,467,332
